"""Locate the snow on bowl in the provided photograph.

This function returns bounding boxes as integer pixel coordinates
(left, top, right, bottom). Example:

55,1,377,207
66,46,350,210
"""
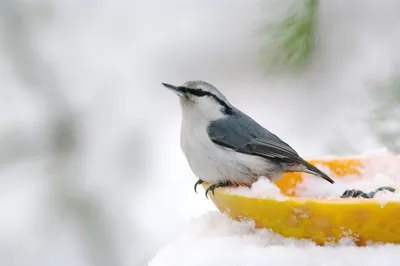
202,154,400,246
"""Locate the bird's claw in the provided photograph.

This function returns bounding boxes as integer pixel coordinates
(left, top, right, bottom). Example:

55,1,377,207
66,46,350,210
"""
204,180,232,199
194,179,204,194
205,185,217,199
341,186,396,199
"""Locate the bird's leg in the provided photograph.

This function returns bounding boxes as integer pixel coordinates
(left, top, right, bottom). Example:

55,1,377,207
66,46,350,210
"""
205,180,233,199
194,179,204,193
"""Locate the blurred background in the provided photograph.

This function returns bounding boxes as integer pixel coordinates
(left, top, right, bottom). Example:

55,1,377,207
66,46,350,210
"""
1,0,400,265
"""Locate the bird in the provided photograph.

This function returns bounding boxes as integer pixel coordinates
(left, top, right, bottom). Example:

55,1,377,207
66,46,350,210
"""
162,80,334,198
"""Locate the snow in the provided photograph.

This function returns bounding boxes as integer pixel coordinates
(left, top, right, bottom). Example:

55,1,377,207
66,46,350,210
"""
297,150,400,200
226,149,400,201
149,212,400,266
150,150,400,265
225,176,287,199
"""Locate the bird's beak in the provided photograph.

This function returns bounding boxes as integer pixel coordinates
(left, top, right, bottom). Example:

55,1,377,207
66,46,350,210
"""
162,82,184,97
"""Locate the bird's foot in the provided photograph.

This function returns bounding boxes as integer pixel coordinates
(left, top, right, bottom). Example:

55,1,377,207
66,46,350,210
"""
194,179,204,193
340,186,396,199
205,180,233,199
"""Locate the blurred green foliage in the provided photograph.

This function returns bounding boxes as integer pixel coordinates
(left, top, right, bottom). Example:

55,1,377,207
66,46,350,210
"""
261,0,318,74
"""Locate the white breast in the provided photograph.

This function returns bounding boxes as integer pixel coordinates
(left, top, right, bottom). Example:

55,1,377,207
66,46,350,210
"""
180,119,274,185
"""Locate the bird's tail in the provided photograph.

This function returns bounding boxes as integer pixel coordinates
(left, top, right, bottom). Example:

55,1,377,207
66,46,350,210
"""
300,160,335,184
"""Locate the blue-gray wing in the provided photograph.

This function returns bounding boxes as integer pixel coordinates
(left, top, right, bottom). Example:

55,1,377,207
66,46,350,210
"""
207,111,301,163
207,110,335,184
207,111,335,184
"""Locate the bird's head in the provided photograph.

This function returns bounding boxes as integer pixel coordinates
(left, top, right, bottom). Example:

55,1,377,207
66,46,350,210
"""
162,80,233,120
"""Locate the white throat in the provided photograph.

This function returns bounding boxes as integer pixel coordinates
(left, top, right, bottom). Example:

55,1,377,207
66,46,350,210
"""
179,97,227,123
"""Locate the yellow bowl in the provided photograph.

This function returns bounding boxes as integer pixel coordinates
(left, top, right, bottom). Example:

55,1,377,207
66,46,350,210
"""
202,156,400,245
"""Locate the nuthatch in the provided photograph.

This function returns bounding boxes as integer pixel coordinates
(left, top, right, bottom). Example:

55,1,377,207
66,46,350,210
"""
163,81,334,198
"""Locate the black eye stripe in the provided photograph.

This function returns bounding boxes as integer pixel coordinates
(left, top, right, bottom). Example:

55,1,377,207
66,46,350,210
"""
178,87,208,97
178,86,233,115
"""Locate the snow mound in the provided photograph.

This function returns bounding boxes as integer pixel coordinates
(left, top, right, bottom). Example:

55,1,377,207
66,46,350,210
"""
296,149,400,199
225,176,287,200
226,149,400,200
149,212,400,266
